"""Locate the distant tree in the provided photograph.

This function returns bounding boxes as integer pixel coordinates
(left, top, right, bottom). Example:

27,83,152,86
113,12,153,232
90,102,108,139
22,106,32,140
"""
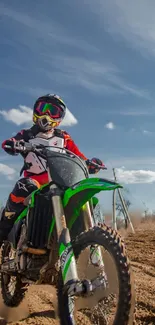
116,197,131,217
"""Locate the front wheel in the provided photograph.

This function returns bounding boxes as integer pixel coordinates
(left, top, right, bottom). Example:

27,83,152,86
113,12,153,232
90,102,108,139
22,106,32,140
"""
58,224,135,325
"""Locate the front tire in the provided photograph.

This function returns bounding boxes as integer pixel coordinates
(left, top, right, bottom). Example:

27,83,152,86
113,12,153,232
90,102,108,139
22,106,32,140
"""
58,224,135,325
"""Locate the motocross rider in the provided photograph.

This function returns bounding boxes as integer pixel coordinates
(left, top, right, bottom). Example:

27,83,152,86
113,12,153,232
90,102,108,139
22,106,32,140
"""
0,94,104,247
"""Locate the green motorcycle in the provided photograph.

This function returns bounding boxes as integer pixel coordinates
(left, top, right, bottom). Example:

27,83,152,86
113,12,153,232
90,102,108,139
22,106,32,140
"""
0,142,135,325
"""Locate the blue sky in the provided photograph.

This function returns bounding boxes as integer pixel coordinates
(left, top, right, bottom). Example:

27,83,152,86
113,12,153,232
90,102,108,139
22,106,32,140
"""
1,0,155,213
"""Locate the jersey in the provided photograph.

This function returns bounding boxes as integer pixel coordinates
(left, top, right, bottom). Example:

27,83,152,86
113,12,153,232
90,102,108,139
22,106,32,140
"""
2,125,87,185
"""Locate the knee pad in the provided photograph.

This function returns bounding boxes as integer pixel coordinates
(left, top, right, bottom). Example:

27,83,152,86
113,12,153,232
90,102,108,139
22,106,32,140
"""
12,178,39,198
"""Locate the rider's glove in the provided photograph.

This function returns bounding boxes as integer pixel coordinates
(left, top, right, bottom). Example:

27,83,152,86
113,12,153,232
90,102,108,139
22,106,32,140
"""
87,157,104,174
2,139,18,156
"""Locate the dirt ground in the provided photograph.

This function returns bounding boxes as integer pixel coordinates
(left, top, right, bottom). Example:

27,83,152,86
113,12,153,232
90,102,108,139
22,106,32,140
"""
125,221,155,325
0,220,154,325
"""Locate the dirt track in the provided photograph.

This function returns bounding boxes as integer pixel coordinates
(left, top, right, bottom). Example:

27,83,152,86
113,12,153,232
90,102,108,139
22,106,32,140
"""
0,221,154,325
125,221,155,325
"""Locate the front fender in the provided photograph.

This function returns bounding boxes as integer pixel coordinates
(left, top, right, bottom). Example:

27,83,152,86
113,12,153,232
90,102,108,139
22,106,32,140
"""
63,177,122,228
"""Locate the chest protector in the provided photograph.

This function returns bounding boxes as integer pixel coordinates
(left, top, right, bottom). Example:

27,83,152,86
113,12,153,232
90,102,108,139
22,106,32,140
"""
25,130,65,174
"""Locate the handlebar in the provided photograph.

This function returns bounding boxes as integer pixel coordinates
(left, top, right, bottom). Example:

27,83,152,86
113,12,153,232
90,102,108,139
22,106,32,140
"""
4,141,39,153
4,141,107,170
86,159,107,170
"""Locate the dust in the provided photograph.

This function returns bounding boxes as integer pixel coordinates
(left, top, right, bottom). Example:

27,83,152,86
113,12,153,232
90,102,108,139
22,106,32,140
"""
0,219,154,324
0,294,29,324
0,285,58,325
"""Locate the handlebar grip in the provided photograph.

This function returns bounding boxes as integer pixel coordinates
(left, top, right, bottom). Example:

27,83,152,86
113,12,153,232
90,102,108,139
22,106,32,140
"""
101,166,107,170
4,145,12,149
4,143,25,152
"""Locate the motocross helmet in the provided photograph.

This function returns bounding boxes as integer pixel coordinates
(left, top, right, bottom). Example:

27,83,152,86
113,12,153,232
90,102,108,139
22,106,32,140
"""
33,94,66,131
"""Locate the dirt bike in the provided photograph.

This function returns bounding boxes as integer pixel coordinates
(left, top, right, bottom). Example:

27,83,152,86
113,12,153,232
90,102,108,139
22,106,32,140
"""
0,142,135,325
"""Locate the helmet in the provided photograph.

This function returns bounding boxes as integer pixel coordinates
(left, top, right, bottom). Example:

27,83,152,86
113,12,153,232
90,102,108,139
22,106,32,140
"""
33,94,66,131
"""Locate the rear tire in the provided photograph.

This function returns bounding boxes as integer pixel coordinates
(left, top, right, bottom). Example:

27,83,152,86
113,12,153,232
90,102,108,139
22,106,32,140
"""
58,224,135,325
0,242,26,307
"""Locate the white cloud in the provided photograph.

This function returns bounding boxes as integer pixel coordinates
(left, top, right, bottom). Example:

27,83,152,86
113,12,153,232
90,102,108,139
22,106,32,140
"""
143,129,152,135
0,4,150,98
0,163,16,180
0,105,78,127
90,0,155,57
105,122,115,130
120,110,154,116
61,108,78,126
48,55,149,98
115,167,155,184
0,106,32,125
0,4,98,53
105,156,155,170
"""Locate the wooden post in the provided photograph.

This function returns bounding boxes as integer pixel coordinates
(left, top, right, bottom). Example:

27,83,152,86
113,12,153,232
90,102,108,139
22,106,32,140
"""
113,168,135,234
112,189,117,230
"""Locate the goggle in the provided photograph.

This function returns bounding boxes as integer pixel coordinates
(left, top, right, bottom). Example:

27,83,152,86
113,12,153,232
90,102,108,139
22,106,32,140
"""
36,101,64,121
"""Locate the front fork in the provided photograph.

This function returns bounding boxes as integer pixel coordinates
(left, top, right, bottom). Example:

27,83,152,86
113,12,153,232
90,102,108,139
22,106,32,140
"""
83,201,105,271
50,183,79,286
50,182,106,296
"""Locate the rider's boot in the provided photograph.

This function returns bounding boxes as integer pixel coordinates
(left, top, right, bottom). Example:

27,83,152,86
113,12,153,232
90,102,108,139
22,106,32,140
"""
0,207,17,248
0,177,40,248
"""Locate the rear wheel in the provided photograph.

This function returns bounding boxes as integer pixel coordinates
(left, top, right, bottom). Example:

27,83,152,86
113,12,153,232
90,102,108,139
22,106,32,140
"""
0,242,26,307
58,224,135,325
